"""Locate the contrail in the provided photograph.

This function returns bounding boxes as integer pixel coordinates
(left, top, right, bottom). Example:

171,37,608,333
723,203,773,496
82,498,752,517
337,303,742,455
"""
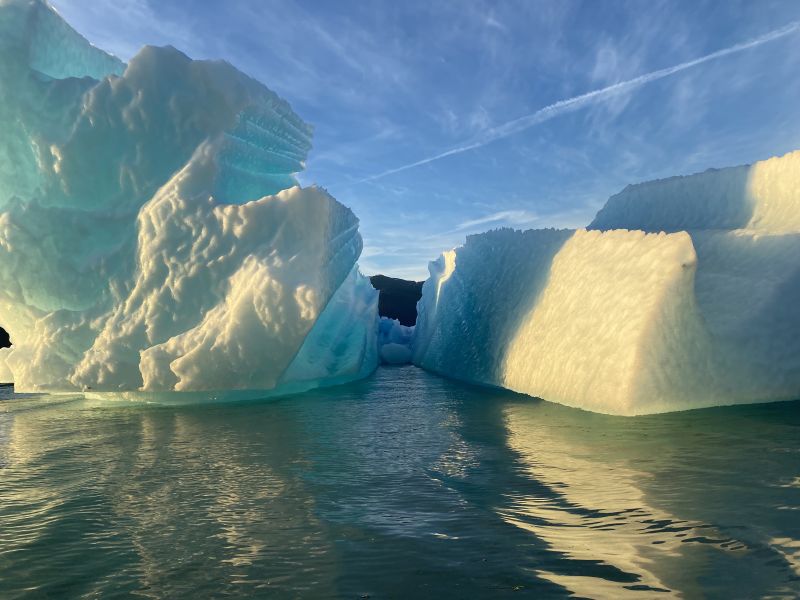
354,20,800,185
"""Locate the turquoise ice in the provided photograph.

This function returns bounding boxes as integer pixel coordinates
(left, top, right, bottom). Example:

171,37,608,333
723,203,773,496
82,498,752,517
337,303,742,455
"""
0,0,378,394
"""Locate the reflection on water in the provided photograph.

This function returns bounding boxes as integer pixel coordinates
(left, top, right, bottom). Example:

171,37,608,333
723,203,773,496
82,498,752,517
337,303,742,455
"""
501,401,800,597
0,369,798,598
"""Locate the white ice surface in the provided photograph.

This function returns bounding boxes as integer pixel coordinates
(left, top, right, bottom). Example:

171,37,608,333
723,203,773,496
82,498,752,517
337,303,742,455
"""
414,151,800,415
0,0,378,395
590,150,800,234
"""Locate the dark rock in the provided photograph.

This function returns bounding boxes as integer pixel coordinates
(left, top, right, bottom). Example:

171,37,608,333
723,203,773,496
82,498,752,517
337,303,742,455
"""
369,275,423,326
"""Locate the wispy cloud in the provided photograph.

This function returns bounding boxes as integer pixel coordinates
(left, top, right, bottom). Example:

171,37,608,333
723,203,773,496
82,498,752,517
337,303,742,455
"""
46,1,800,280
455,210,539,231
353,19,800,186
50,0,197,60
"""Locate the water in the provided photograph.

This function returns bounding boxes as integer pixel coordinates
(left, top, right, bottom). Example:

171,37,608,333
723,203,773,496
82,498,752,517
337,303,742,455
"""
1,367,799,599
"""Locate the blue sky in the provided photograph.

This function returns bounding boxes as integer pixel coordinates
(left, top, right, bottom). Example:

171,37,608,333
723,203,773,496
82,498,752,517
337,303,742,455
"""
50,0,800,279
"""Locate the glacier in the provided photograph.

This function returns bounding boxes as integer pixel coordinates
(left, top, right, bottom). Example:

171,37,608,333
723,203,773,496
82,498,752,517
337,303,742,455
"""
414,150,800,416
0,0,378,396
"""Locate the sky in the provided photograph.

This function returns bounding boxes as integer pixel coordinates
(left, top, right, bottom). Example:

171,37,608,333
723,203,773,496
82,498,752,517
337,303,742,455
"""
50,0,800,280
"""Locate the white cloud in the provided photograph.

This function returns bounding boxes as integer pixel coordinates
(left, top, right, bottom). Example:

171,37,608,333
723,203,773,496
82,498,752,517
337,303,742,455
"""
353,19,800,185
455,209,539,231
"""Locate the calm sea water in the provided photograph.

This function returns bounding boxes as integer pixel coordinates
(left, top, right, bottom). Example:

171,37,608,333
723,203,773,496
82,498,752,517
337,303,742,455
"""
1,367,799,599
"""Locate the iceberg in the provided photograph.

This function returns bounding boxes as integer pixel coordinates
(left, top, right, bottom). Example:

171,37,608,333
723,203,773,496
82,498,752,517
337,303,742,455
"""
0,0,378,395
414,151,800,416
377,317,413,365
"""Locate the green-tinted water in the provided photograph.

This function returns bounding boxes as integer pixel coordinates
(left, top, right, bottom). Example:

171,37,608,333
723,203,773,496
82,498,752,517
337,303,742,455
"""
1,367,798,598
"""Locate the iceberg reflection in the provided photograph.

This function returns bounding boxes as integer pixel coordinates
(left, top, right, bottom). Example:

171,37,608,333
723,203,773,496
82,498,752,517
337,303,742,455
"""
498,399,800,597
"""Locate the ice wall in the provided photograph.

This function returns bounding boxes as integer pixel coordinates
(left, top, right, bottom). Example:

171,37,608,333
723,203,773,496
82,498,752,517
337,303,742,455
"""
414,150,800,415
590,151,800,234
0,0,378,394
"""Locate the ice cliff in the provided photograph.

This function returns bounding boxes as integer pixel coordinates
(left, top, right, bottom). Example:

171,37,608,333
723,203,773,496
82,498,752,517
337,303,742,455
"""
0,0,378,395
414,151,800,415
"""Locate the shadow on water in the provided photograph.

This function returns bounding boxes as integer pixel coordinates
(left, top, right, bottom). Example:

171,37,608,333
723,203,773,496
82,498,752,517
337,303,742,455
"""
1,367,799,598
495,396,800,598
308,369,572,598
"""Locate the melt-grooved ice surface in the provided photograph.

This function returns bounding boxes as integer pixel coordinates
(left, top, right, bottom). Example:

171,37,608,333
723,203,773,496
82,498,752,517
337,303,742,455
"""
0,0,378,395
414,150,800,415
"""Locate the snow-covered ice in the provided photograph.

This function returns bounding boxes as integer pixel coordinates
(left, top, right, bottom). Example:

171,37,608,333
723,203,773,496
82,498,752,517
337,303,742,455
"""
0,0,378,395
414,150,800,415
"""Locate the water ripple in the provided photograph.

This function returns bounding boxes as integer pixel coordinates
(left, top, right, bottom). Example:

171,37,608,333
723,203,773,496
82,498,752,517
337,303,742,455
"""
1,367,798,598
